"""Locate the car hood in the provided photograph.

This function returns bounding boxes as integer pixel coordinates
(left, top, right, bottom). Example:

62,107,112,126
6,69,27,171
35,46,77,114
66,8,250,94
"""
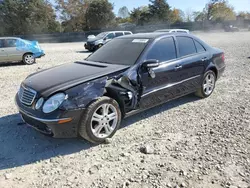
23,61,129,97
87,37,103,43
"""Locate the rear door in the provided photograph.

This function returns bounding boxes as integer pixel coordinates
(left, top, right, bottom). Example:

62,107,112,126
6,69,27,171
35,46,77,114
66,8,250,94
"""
4,39,23,61
115,32,124,38
139,37,184,109
0,39,8,62
173,36,208,93
124,32,132,35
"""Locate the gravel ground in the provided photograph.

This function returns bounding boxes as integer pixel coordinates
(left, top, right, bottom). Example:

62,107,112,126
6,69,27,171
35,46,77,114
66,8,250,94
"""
0,32,250,188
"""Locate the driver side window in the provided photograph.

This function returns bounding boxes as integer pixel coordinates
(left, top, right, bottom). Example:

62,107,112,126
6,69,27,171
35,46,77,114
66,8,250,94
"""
0,40,4,48
5,39,17,48
106,33,115,39
146,37,177,62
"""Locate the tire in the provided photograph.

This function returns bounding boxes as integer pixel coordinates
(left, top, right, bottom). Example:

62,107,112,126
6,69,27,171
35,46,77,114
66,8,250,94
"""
78,96,122,144
195,70,216,98
94,44,103,51
23,53,35,65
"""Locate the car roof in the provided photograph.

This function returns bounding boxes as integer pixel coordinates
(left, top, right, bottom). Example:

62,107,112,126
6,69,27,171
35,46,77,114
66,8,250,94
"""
119,32,192,39
106,31,132,33
154,29,172,32
155,29,189,32
0,37,20,40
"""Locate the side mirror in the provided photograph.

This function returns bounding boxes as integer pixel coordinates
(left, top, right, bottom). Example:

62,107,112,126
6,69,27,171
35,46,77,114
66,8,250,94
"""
142,59,159,69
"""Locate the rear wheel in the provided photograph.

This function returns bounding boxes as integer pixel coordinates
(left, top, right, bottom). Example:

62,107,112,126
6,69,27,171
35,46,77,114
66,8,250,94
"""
78,97,121,144
23,53,35,65
195,70,216,98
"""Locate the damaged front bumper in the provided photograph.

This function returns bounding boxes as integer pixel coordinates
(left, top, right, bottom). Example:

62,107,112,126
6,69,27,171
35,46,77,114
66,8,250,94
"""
84,42,95,51
15,94,83,138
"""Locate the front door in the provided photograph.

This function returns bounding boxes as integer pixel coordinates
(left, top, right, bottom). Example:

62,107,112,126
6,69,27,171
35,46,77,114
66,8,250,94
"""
4,39,23,61
139,37,182,109
0,39,8,63
104,33,115,44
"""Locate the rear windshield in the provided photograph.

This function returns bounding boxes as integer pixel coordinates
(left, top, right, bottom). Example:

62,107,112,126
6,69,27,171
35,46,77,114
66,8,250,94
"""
87,38,149,65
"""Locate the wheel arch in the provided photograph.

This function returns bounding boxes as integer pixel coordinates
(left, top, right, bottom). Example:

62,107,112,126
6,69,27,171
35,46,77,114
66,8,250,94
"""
104,89,126,118
22,52,33,58
205,64,218,80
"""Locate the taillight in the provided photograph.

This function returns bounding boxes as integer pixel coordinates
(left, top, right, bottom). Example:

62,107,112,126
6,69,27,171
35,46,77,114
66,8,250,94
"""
221,53,225,62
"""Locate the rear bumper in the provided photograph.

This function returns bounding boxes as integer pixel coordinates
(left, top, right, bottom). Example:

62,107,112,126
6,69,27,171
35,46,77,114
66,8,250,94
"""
217,65,226,79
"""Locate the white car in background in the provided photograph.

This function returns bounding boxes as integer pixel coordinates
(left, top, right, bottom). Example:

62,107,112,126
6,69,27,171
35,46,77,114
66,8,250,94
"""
154,29,190,34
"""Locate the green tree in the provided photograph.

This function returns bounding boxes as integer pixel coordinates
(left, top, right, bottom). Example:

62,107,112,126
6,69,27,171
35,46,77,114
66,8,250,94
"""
148,0,172,23
237,11,250,20
130,6,150,25
170,8,184,23
118,6,130,19
85,0,115,30
206,0,236,21
56,0,89,32
193,11,206,22
0,0,60,35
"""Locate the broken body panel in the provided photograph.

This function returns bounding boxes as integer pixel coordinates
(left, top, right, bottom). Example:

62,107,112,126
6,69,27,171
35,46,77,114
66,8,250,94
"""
15,33,225,138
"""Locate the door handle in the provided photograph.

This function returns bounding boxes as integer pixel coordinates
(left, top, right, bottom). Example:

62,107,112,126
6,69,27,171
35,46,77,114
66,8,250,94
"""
201,57,208,62
175,65,182,71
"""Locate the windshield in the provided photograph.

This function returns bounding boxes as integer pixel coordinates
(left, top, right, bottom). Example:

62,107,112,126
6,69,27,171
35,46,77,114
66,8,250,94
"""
96,32,107,38
87,38,149,66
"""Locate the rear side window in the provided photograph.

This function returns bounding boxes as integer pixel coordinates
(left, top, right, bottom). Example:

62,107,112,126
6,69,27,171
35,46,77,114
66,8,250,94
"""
115,32,124,37
0,40,4,48
194,40,206,53
146,37,177,62
5,39,17,47
177,37,196,57
124,32,132,35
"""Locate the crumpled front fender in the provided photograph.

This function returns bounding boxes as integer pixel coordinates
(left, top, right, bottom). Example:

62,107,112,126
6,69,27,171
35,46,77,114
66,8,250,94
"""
61,77,108,110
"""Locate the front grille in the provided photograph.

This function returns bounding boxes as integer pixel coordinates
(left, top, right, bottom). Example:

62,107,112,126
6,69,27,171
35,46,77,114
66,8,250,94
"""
19,86,37,106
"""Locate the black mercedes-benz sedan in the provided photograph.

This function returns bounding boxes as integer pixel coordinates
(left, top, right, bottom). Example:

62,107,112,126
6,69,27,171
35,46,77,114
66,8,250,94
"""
15,33,225,143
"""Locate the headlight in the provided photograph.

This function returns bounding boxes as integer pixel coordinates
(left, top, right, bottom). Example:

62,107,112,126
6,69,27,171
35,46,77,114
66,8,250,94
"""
35,97,44,110
94,40,102,45
42,93,66,113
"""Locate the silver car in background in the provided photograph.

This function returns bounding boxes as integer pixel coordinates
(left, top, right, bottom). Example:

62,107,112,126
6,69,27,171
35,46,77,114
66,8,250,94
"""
85,31,133,52
0,37,45,65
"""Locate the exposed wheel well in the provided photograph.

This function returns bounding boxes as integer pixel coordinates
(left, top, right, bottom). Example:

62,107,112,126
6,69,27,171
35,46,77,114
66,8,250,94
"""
208,67,218,79
103,92,126,118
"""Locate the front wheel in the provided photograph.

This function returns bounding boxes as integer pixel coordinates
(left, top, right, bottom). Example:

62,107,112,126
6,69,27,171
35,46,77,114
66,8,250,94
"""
94,44,103,51
195,70,216,98
23,53,35,65
78,97,122,144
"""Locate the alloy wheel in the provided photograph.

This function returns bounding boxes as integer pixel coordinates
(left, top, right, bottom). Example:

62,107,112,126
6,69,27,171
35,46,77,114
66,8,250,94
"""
25,54,35,64
91,103,118,139
203,72,215,96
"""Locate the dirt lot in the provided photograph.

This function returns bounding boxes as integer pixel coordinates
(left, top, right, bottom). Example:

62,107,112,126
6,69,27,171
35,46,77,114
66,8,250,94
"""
0,32,250,188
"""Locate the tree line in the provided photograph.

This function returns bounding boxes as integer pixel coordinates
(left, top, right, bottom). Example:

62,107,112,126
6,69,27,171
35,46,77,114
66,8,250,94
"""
0,0,249,36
